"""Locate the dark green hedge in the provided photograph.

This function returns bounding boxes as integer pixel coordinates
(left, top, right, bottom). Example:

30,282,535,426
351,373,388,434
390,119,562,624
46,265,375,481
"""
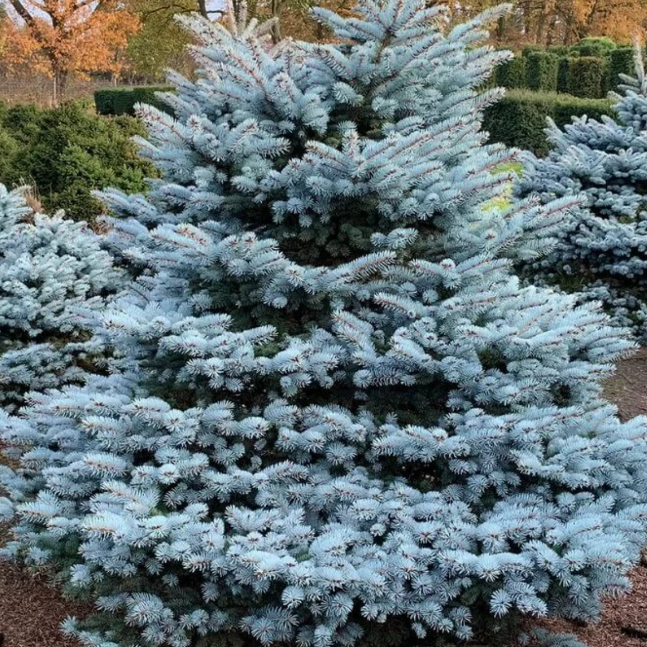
483,90,615,156
568,56,607,98
557,57,572,94
94,86,174,116
526,52,559,92
505,38,639,99
571,37,617,58
522,45,545,58
0,102,155,221
609,47,635,91
495,57,527,89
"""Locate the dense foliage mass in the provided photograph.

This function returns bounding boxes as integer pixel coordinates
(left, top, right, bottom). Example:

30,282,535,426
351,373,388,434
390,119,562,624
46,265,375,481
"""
0,102,155,221
483,89,614,154
494,40,636,98
0,184,123,412
2,3,647,647
517,45,647,342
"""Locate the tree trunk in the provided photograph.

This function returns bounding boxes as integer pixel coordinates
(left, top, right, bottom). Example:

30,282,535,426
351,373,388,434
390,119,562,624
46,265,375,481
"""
545,13,559,45
535,5,547,44
53,67,68,106
495,16,507,44
270,0,282,43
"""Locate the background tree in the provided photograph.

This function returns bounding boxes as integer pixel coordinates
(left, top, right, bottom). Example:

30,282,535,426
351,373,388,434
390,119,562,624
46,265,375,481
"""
440,0,647,46
2,0,141,104
547,0,647,44
122,0,195,82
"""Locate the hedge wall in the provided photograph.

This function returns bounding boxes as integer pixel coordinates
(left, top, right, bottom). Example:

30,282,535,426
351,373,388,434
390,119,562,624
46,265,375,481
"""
495,38,640,99
483,90,615,155
557,57,571,94
495,57,527,89
568,56,607,98
94,86,174,116
609,47,635,91
526,52,559,92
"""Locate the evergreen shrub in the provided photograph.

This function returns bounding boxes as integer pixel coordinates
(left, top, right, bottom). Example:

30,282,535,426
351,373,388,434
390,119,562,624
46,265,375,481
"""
495,57,527,89
568,57,607,98
0,102,155,221
94,86,175,116
484,90,615,154
2,4,646,647
571,37,617,58
517,44,647,341
557,57,572,94
0,185,124,412
609,48,636,91
526,51,559,92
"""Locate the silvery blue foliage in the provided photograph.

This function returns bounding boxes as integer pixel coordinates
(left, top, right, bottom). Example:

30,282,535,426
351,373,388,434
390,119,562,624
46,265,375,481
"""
2,3,647,647
0,185,122,412
516,43,647,342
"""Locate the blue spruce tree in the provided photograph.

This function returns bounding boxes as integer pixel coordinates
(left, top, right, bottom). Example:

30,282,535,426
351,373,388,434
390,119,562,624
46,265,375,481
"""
516,43,647,342
0,185,122,412
3,3,647,647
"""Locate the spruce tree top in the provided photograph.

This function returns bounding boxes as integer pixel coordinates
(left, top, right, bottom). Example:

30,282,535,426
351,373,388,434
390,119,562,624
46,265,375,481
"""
2,4,647,647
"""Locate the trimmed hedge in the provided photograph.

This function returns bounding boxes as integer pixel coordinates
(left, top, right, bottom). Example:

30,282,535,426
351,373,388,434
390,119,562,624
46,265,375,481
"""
526,51,559,92
483,90,615,155
495,57,527,89
557,57,572,94
609,47,635,91
506,39,639,99
571,37,617,57
522,45,545,58
94,86,174,116
568,56,607,97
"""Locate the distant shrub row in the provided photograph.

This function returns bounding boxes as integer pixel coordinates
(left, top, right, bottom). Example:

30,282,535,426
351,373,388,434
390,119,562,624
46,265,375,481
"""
483,89,616,155
495,39,636,98
92,85,615,160
0,102,155,221
94,86,174,116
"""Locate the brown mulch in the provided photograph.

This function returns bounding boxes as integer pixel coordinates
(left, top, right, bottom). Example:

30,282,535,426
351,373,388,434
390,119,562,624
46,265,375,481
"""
0,352,647,647
603,348,647,422
0,452,90,646
0,541,90,647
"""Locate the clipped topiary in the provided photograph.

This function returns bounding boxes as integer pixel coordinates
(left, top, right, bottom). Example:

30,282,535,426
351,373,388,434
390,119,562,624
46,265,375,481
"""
526,50,559,92
568,57,607,98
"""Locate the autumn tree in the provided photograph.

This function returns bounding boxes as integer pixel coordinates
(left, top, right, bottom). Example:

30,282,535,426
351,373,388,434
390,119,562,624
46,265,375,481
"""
557,0,647,43
438,0,647,47
2,0,140,104
123,0,195,82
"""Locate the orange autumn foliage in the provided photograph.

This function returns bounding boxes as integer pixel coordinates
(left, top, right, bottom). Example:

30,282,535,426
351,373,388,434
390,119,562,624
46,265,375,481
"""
431,0,647,46
565,0,647,42
3,0,140,102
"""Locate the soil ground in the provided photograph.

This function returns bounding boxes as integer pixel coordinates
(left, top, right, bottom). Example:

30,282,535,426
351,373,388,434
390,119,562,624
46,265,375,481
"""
0,350,646,647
